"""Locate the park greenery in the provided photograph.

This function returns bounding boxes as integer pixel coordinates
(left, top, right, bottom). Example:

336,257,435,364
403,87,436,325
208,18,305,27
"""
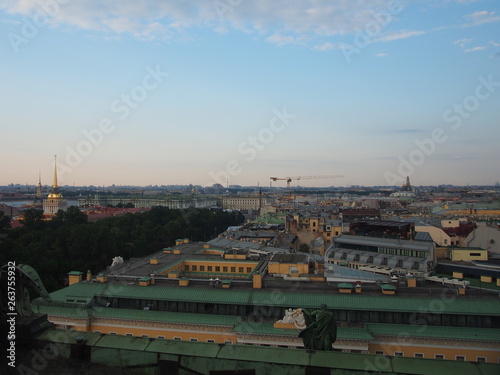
0,206,244,292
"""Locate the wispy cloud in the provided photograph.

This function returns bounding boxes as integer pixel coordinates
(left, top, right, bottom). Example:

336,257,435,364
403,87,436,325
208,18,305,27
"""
453,38,472,48
266,33,298,46
463,10,500,27
312,42,336,51
373,30,425,43
375,52,388,57
0,0,398,41
464,45,487,52
454,38,491,53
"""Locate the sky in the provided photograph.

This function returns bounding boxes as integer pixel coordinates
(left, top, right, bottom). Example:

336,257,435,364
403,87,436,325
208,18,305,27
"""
0,0,499,188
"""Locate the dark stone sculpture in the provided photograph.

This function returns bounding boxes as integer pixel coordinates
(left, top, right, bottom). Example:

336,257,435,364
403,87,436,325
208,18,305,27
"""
298,304,337,351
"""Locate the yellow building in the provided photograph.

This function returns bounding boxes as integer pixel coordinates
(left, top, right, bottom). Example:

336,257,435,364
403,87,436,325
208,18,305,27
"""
33,241,500,364
268,253,309,276
449,248,488,262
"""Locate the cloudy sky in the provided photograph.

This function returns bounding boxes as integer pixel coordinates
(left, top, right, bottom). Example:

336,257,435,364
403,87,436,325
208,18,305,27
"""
0,0,499,188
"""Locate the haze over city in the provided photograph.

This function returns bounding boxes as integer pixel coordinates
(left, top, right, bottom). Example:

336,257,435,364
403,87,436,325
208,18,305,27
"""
1,0,499,187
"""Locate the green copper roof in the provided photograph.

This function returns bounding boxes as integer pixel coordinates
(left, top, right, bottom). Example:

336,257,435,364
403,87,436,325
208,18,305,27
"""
42,282,500,316
32,304,90,318
93,307,242,326
381,284,397,290
35,328,500,375
366,323,500,342
338,283,353,289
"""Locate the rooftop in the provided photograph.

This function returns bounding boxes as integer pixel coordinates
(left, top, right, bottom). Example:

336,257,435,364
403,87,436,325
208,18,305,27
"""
36,281,500,316
270,253,308,264
35,328,500,375
334,235,434,252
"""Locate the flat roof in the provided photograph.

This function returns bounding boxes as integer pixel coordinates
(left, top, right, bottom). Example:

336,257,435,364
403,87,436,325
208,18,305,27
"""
37,281,500,316
270,253,308,264
325,264,391,283
334,235,434,252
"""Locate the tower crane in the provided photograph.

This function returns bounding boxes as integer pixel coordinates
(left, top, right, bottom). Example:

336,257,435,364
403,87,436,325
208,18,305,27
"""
269,175,344,194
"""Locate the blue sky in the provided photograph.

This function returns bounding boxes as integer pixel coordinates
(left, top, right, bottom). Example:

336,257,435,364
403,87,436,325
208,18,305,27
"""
0,0,499,188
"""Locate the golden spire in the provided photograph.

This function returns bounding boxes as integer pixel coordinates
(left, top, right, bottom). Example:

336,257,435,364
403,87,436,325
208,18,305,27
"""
53,155,58,190
36,169,42,197
48,155,62,198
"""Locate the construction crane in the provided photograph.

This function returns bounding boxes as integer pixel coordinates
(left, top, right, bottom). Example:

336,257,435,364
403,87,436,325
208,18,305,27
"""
269,175,344,194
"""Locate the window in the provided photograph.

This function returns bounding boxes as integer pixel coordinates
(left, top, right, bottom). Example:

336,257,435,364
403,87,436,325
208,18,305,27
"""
125,333,133,337
375,351,384,355
412,261,419,270
224,340,233,344
367,256,374,264
94,330,102,334
444,239,448,245
470,253,482,256
191,265,197,271
206,339,215,343
394,352,404,357
200,265,205,271
396,259,403,268
109,332,117,335
174,337,182,340
382,258,388,266
354,254,360,262
215,266,220,272
190,338,198,342
435,354,444,360
157,336,165,339
456,356,465,361
239,267,244,273
223,266,228,272
327,232,331,237
476,357,486,363
208,266,213,271
414,353,424,358
341,252,347,260
231,267,236,272
247,267,252,273
141,334,149,338
184,265,190,271
335,231,339,236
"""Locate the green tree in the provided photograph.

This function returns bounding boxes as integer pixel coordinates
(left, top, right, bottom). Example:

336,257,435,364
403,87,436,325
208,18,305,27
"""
64,206,88,225
21,208,45,230
0,210,11,233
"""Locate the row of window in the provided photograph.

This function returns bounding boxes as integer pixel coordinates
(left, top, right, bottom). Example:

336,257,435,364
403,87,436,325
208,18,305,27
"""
93,331,494,362
99,297,497,328
378,247,427,258
95,331,233,344
374,351,488,362
184,265,252,273
339,253,420,269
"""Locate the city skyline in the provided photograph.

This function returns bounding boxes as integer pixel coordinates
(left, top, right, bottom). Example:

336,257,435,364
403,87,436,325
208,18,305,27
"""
1,0,499,187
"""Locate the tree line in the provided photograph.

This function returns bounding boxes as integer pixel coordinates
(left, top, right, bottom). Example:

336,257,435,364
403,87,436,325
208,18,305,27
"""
0,206,244,291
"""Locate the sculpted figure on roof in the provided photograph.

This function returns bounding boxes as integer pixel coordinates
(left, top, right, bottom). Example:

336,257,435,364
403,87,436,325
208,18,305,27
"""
298,304,337,351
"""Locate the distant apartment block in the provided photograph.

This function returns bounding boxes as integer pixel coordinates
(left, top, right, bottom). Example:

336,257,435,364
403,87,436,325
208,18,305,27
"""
221,195,267,211
78,195,217,209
